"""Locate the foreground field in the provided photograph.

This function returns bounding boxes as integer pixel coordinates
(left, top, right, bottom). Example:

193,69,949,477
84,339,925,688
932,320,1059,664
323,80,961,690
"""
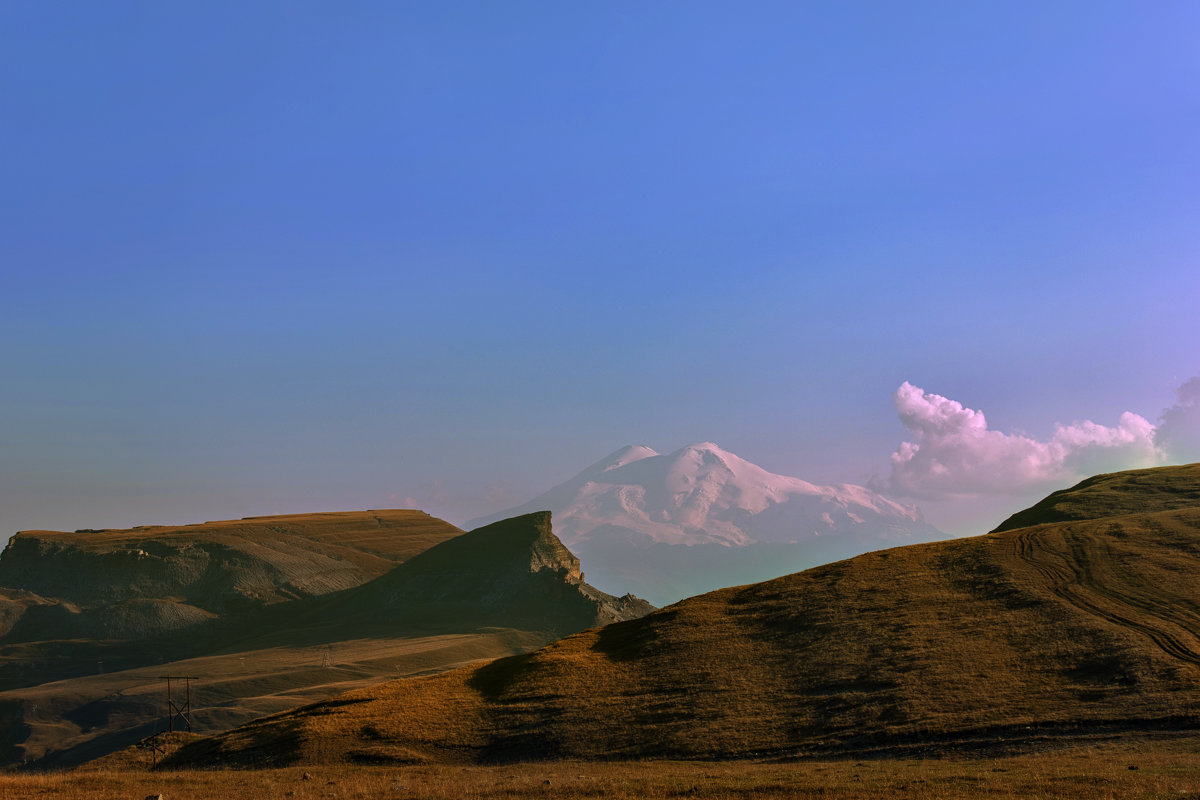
4,737,1200,799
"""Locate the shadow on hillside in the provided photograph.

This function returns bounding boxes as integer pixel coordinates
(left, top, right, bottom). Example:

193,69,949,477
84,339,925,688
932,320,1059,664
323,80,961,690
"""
589,611,678,662
465,651,540,700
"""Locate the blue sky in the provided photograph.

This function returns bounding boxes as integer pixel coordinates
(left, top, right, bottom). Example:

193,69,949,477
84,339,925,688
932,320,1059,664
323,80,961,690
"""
3,2,1199,539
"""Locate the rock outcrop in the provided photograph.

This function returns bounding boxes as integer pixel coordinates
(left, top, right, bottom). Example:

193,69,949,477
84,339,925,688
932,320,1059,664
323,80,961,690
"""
332,511,654,632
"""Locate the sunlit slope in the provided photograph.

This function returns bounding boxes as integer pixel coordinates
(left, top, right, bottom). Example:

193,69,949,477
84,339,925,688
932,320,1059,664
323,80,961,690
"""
0,510,463,643
0,510,461,613
992,462,1200,532
173,465,1200,765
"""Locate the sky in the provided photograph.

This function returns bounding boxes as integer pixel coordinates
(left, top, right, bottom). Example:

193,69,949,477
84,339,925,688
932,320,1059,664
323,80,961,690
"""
2,2,1199,542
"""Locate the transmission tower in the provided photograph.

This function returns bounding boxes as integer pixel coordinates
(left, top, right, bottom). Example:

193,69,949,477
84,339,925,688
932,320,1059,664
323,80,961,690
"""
158,675,198,732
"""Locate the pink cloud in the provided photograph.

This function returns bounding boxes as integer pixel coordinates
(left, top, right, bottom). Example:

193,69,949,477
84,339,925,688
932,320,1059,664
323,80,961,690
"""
889,382,1159,499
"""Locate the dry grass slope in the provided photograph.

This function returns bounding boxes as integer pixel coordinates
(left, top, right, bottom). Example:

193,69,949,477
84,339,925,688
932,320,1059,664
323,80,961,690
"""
992,462,1200,532
171,464,1200,767
0,509,464,617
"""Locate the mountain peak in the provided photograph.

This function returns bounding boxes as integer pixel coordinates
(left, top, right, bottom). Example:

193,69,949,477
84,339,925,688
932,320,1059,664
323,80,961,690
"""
681,441,724,453
468,444,942,604
586,444,659,474
679,441,729,454
471,443,931,548
673,441,736,467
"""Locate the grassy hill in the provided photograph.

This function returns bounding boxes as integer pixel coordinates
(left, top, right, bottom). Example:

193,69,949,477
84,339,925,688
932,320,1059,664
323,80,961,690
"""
991,462,1200,531
0,509,463,632
0,510,468,692
170,463,1200,766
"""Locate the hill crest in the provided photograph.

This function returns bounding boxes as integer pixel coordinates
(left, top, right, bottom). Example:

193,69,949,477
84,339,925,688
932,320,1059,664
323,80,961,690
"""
0,509,464,641
992,462,1200,532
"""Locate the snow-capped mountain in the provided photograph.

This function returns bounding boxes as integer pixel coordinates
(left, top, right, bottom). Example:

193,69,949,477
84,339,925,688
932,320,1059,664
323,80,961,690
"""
468,443,945,605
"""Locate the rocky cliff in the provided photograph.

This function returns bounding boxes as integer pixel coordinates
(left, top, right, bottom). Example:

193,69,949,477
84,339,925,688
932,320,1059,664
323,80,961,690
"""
334,511,654,632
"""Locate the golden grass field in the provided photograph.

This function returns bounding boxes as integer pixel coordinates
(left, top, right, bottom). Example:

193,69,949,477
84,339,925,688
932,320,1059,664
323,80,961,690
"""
0,625,552,767
4,737,1200,799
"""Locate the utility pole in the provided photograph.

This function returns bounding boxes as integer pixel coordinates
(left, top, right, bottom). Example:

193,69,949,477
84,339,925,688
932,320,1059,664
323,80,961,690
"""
141,732,166,769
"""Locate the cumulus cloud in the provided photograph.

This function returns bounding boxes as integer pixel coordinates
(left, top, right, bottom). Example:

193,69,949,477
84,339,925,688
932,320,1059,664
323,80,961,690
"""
889,382,1160,499
1156,376,1200,464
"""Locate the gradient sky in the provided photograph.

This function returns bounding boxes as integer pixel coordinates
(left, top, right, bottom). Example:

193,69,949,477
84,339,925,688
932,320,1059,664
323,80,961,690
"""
3,2,1199,541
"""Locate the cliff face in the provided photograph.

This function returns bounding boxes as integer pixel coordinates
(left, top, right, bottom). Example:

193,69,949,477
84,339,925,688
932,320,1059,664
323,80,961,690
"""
339,511,654,633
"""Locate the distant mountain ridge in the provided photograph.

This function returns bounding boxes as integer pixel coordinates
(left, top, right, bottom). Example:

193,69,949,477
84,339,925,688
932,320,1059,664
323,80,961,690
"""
469,443,945,604
470,442,927,546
